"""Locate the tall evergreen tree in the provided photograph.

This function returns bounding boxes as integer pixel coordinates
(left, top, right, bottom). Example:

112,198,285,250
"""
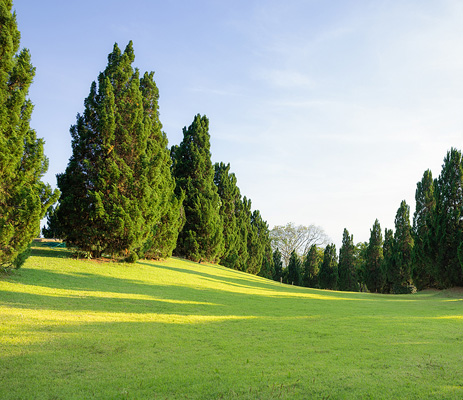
0,0,59,269
171,114,224,262
381,228,395,294
338,228,358,292
57,42,178,260
287,250,302,286
214,162,240,268
302,244,320,288
42,205,63,239
272,248,283,282
319,244,338,290
434,148,463,287
365,219,383,293
391,200,414,293
412,170,437,289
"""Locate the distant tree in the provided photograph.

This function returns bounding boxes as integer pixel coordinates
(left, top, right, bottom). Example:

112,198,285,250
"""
412,169,437,289
42,206,63,239
365,219,383,293
0,1,59,269
249,209,272,275
434,148,463,287
258,241,274,280
319,244,338,290
381,228,394,294
171,114,224,262
270,222,329,266
354,242,368,291
272,248,283,282
391,200,414,293
287,250,302,286
338,229,358,292
57,42,178,261
302,244,321,288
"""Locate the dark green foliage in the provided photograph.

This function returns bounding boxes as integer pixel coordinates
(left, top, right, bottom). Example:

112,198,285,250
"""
57,42,179,259
338,229,358,292
354,242,368,291
171,114,224,262
42,205,63,239
302,244,320,288
391,200,414,293
381,228,394,294
365,219,383,293
272,248,283,282
433,148,463,287
214,162,240,268
319,244,338,290
0,0,59,269
412,170,437,289
287,250,302,285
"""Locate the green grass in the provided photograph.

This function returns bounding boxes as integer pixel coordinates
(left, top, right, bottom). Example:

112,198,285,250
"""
1,242,463,399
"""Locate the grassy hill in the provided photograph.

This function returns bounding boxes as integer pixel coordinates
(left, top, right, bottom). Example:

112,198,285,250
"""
1,242,463,399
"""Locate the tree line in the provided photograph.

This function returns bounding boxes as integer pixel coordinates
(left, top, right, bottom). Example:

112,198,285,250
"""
269,148,463,292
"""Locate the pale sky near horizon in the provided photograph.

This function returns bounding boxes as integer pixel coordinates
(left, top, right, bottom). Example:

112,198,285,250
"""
14,0,463,249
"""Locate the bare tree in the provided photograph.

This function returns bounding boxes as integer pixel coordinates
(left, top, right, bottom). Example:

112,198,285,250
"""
270,222,330,266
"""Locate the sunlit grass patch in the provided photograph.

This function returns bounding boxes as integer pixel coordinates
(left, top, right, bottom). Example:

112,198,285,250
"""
1,244,463,399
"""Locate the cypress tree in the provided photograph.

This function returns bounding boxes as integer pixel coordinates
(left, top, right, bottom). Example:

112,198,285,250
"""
392,200,414,293
338,228,358,292
171,114,224,262
302,244,320,288
57,42,178,260
365,219,383,293
434,148,463,287
287,250,302,286
42,205,63,239
412,170,437,289
381,228,394,294
0,0,59,269
319,244,338,290
272,248,283,282
214,162,240,268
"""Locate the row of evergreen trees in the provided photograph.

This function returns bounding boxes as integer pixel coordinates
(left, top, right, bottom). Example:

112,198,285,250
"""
41,42,272,273
269,148,463,292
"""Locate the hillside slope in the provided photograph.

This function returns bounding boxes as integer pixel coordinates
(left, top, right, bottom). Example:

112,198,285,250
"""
1,242,463,399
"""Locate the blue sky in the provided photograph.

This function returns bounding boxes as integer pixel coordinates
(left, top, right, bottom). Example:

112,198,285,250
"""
15,0,463,248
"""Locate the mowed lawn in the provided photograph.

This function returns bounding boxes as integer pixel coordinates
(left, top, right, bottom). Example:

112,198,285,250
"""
1,243,463,399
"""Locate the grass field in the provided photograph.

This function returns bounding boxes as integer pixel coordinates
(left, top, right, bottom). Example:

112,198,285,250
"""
1,242,463,399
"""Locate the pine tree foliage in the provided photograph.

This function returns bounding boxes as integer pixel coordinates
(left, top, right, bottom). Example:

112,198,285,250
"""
302,244,320,288
0,0,59,269
434,148,463,287
338,228,358,292
287,250,302,286
392,200,414,293
41,205,63,239
57,42,178,259
319,244,338,290
272,248,283,282
365,219,383,293
381,228,394,294
171,114,224,262
214,162,240,268
412,170,437,289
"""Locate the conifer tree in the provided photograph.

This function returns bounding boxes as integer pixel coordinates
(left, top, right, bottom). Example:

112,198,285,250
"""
214,162,240,268
42,205,63,239
302,244,320,288
365,219,383,293
338,229,358,292
272,248,283,282
0,0,59,269
287,250,302,286
381,228,394,293
412,170,437,289
57,42,178,260
319,244,338,290
392,200,414,293
434,148,463,287
171,114,224,262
